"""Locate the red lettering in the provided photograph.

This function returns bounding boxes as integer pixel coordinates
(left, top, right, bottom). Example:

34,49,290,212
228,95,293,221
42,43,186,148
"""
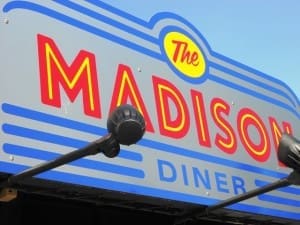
238,108,271,162
109,64,154,132
211,98,237,154
152,76,190,138
191,90,211,147
37,34,101,118
171,40,199,66
37,34,297,166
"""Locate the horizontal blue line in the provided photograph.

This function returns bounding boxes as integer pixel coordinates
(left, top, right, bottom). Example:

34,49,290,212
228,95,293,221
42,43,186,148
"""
86,0,151,28
53,0,157,43
0,160,216,204
210,62,296,108
4,1,299,117
2,123,141,161
2,124,287,181
255,179,300,195
2,103,106,135
2,103,288,179
257,194,300,207
208,74,300,119
52,0,300,110
0,161,299,220
3,1,162,60
212,51,300,106
1,103,142,162
2,123,87,148
3,143,144,178
84,0,300,109
139,139,287,179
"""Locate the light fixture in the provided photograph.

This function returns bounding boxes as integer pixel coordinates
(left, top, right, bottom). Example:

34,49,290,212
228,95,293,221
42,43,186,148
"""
175,133,300,224
278,133,300,172
0,104,145,189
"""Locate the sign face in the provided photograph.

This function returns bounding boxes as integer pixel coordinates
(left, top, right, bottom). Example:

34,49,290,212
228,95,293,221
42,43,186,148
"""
1,0,300,221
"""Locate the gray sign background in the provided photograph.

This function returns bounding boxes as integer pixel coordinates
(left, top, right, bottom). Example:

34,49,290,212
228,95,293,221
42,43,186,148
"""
1,0,299,221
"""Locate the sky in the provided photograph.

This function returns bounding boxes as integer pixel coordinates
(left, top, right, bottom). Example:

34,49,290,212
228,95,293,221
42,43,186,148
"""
101,0,300,100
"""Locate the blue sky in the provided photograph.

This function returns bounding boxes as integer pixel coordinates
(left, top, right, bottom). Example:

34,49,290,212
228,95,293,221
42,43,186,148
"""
102,0,300,99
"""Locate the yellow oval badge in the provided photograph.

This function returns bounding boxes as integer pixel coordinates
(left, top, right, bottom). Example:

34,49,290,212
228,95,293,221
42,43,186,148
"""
163,31,206,80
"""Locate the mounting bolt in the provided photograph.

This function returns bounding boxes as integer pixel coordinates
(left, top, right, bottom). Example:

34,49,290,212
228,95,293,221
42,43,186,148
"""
137,67,142,72
231,101,235,106
4,18,9,24
205,191,210,196
9,155,14,161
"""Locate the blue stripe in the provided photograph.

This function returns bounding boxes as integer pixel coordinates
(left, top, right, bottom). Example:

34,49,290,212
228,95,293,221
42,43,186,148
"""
2,1,299,219
3,1,162,60
3,123,90,148
75,0,300,109
139,139,287,179
257,194,300,207
0,161,299,220
208,74,300,119
2,103,106,135
53,0,157,43
212,51,300,106
2,123,141,161
2,103,288,179
3,1,299,118
3,143,144,178
0,162,28,174
118,148,142,161
255,179,300,195
211,62,296,107
1,103,142,161
0,161,216,205
86,0,151,28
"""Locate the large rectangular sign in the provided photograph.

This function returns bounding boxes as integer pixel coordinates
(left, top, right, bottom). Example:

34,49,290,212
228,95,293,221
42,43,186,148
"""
1,0,299,221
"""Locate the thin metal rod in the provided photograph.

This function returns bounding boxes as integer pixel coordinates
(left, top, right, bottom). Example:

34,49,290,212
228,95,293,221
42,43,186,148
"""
175,177,291,224
205,177,290,213
0,134,112,188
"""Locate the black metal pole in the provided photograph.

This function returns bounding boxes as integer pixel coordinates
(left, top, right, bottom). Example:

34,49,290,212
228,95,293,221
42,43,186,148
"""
175,176,292,224
0,104,145,202
0,134,115,188
204,177,290,214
